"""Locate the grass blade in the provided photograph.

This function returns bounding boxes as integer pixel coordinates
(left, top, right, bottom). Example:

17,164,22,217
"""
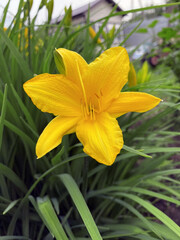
118,192,180,237
0,0,11,28
3,199,20,215
59,174,102,239
0,28,32,79
10,84,37,131
36,196,68,240
4,120,35,148
0,46,12,85
0,163,27,193
0,84,8,150
123,145,152,158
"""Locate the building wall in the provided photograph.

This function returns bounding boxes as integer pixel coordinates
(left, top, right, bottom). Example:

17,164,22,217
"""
90,1,122,24
124,16,169,47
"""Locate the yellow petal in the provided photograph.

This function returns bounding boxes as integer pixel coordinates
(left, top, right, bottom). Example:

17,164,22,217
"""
108,92,161,118
85,47,130,106
55,48,88,87
36,116,79,158
23,73,81,117
76,112,123,165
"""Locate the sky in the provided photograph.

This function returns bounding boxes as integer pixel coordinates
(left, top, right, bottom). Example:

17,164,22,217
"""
0,0,167,26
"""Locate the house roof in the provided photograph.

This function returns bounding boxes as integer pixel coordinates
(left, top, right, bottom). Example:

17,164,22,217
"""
53,0,124,23
71,0,123,19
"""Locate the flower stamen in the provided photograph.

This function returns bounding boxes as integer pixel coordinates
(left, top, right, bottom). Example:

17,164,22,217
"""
94,93,101,112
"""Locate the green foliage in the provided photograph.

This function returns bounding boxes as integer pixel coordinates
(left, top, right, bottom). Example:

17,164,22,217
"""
136,28,148,34
158,27,177,41
148,20,159,28
30,196,69,240
155,8,180,78
136,19,158,34
137,61,151,83
0,1,180,239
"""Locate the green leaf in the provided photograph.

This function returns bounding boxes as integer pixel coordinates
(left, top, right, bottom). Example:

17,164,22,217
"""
158,27,176,40
0,163,27,193
59,174,102,239
162,47,171,53
39,0,47,9
131,218,180,240
102,224,152,239
124,187,180,206
64,6,72,27
136,28,148,33
118,193,180,238
123,145,152,158
0,45,12,85
0,0,11,28
36,196,68,240
0,28,32,79
51,146,64,165
0,237,30,240
103,196,161,238
148,20,158,28
3,199,20,215
46,0,54,22
4,120,35,149
143,147,180,154
42,7,73,72
10,84,37,131
0,84,8,150
8,154,86,235
54,49,66,74
163,13,171,18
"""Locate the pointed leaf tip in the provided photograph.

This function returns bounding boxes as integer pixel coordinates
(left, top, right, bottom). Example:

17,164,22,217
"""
53,49,66,74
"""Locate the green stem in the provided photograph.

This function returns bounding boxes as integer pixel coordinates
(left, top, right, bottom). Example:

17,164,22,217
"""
82,157,89,199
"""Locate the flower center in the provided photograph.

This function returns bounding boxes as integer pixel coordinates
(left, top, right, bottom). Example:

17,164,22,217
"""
80,100,95,120
76,59,103,120
81,94,102,120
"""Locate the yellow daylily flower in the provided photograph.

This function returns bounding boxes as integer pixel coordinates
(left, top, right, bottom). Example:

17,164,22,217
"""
23,47,161,165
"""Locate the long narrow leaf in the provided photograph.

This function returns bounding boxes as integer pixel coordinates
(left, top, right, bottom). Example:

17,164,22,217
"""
59,174,102,239
123,145,152,158
10,84,37,131
0,84,8,150
117,192,180,237
36,196,68,240
0,46,12,85
0,163,27,193
0,28,32,79
4,120,35,148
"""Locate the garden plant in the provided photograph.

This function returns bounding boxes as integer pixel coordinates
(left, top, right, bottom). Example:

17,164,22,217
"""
0,0,180,239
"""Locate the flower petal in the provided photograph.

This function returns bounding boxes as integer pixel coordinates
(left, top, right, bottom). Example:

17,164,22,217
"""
76,112,123,165
107,92,161,118
23,73,81,117
36,116,79,158
85,47,130,105
55,48,88,86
